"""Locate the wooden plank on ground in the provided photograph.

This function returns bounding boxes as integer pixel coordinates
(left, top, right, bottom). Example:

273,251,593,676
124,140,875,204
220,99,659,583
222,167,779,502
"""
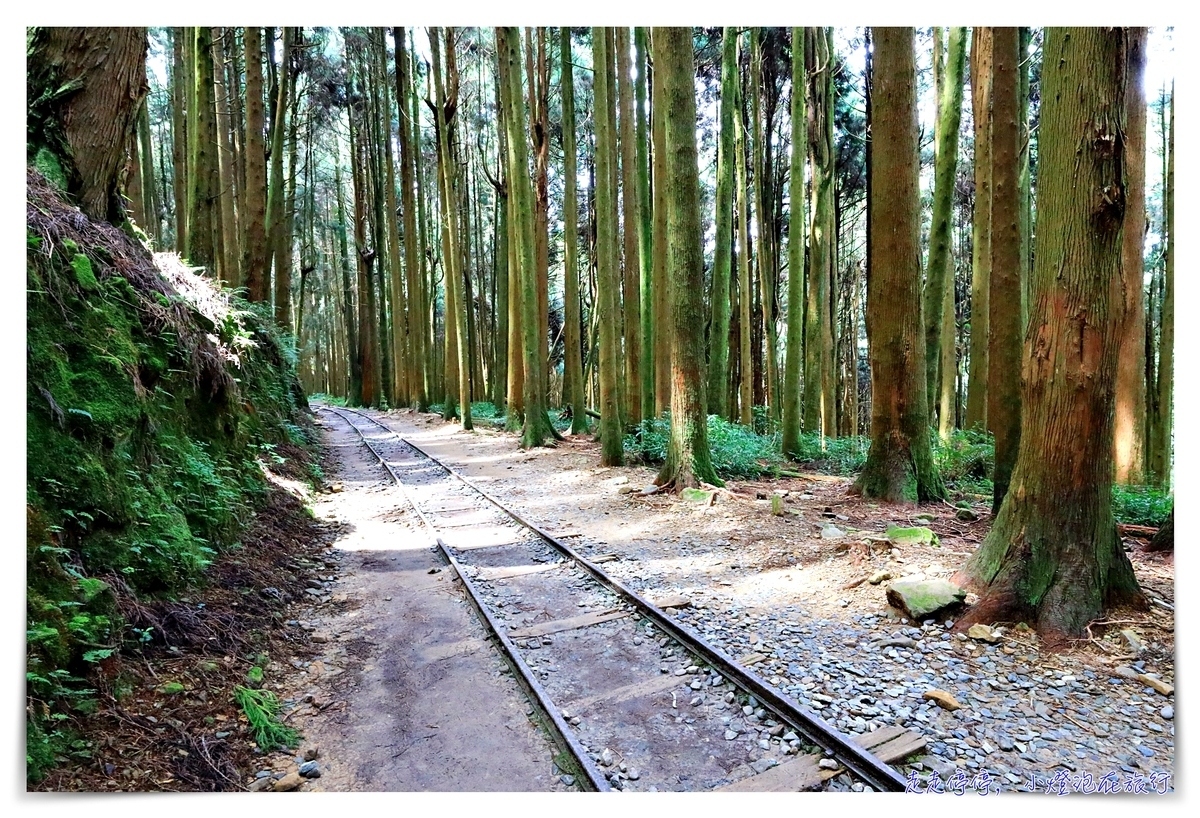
474,563,564,581
566,673,688,712
508,609,630,639
869,732,927,763
647,593,692,609
737,651,769,666
854,724,908,751
715,753,825,792
591,554,618,563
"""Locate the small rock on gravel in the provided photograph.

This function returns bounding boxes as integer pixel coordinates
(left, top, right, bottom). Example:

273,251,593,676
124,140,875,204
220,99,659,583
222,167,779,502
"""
272,772,304,792
922,689,963,711
1161,705,1174,720
724,729,738,741
818,759,839,770
298,761,321,778
302,745,320,761
560,774,576,786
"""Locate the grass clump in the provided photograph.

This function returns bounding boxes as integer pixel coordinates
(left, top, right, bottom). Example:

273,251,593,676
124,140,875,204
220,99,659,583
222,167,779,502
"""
234,686,300,752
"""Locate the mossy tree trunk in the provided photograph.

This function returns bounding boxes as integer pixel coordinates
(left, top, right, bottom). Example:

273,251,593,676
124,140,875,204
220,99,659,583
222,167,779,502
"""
781,27,807,459
213,28,238,288
707,27,737,421
956,27,1145,643
750,29,780,425
170,28,189,250
136,98,160,243
333,153,362,404
964,27,992,432
804,26,837,439
922,27,966,438
498,26,561,449
987,27,1023,513
853,27,945,504
1113,28,1148,485
561,28,588,435
654,27,723,492
592,27,624,463
734,39,754,427
497,38,525,428
346,54,380,408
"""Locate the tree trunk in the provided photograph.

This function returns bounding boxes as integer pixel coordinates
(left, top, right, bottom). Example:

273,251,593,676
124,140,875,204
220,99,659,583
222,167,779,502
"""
170,28,189,250
1113,29,1148,485
498,27,561,448
593,27,624,463
268,28,293,326
241,28,270,303
186,26,219,275
750,29,780,425
617,27,643,426
707,27,737,421
987,27,1023,513
853,27,945,504
1151,85,1174,487
923,27,967,437
137,98,160,242
964,27,992,431
804,27,837,439
654,27,723,491
634,28,655,422
28,27,148,226
781,27,807,459
561,28,588,435
651,31,672,418
1147,507,1173,553
735,41,754,427
956,27,1145,643
213,28,238,288
395,27,428,411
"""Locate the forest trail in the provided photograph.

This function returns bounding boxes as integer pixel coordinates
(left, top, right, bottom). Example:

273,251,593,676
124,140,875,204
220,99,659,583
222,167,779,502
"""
279,407,1174,793
273,409,563,791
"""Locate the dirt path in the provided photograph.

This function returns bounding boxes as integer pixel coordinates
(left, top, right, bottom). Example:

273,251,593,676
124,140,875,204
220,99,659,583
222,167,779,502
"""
274,410,563,791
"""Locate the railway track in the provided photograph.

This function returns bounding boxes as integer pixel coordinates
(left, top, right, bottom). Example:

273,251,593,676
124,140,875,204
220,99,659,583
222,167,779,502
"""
316,404,921,792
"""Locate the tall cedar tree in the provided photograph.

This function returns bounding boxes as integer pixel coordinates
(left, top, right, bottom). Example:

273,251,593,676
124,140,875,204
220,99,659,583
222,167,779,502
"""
653,27,723,491
988,27,1022,513
395,27,429,411
187,26,219,276
1113,29,1148,484
1149,85,1173,486
781,27,807,458
750,29,780,422
241,28,270,302
651,31,672,417
617,27,643,425
635,29,655,421
804,27,836,438
498,27,561,448
268,28,294,328
853,27,945,503
923,27,967,437
170,29,189,250
956,27,1145,642
28,27,147,225
593,27,624,463
964,28,992,431
707,27,737,420
431,28,471,428
561,28,588,434
734,37,754,427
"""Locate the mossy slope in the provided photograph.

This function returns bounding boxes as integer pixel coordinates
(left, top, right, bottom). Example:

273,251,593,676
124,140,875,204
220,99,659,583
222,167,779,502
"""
25,167,310,778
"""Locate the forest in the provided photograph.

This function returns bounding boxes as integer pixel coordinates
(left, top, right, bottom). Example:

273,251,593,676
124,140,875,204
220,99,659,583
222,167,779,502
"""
26,26,1174,793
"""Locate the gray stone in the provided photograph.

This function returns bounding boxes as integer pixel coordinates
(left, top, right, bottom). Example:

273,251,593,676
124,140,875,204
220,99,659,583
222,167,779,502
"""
885,580,966,620
560,774,576,786
818,758,839,770
1161,705,1174,720
821,525,846,540
751,758,778,774
724,729,738,741
298,761,321,778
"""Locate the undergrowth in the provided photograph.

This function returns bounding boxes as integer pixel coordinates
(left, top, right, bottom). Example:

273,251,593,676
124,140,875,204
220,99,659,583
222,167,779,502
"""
233,687,300,753
25,167,313,782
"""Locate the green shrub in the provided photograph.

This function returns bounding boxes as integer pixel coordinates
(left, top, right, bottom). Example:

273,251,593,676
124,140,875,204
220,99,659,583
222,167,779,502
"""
1112,485,1172,527
234,687,300,752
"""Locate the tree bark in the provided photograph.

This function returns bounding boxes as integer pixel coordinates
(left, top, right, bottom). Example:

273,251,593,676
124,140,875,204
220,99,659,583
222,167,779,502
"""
592,27,625,463
617,27,643,426
781,27,807,459
987,27,1023,513
654,27,723,491
634,28,655,422
561,28,588,435
707,27,737,421
853,27,945,504
213,28,238,287
241,27,270,303
735,40,754,427
1113,28,1148,485
956,27,1145,643
170,28,189,250
1150,85,1173,487
964,27,992,432
651,31,671,418
923,27,967,437
395,27,428,411
499,27,561,448
268,28,293,326
804,27,837,439
750,29,780,425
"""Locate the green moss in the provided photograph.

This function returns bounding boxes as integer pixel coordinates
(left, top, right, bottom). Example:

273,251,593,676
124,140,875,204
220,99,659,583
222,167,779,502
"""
886,524,938,547
34,147,66,190
26,173,314,782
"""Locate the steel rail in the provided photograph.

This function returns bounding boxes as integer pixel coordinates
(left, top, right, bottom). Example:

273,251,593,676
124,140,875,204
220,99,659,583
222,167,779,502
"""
323,404,909,792
318,405,611,792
